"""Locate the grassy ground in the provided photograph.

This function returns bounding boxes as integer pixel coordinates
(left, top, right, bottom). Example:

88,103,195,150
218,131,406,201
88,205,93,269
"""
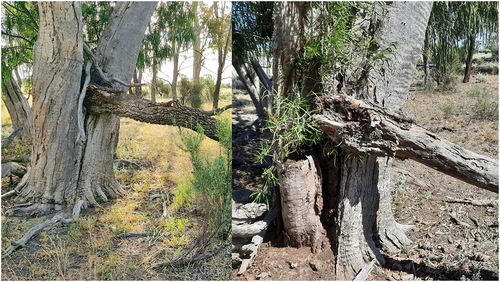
1,89,232,280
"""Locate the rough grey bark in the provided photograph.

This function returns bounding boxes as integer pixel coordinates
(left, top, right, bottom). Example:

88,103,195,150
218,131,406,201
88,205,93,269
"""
19,2,84,211
85,85,220,141
172,50,179,99
17,2,157,211
366,1,433,110
192,2,202,84
77,1,156,208
3,76,33,141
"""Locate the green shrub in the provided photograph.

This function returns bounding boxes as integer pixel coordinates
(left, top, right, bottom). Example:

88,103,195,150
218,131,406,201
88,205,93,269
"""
179,75,193,105
189,82,203,109
201,74,215,101
178,122,232,240
473,95,499,121
441,101,455,118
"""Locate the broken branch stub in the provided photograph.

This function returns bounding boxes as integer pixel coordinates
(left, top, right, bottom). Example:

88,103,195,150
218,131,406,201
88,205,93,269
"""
315,94,498,193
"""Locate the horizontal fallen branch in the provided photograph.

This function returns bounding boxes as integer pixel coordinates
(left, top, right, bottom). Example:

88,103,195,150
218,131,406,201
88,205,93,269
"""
1,162,27,178
315,94,498,193
85,85,220,141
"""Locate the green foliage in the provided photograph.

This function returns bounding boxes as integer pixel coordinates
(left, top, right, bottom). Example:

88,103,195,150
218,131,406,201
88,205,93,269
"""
232,1,274,60
81,2,113,48
190,82,203,109
178,122,232,240
427,2,498,84
1,1,38,92
264,87,323,161
179,75,193,106
473,94,499,121
201,74,216,100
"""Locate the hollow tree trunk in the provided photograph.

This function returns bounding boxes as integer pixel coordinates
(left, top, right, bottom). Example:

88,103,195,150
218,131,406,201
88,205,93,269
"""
3,75,33,142
18,2,156,211
277,156,324,252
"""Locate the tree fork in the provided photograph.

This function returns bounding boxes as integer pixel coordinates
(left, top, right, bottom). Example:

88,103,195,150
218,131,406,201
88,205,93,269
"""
315,94,498,193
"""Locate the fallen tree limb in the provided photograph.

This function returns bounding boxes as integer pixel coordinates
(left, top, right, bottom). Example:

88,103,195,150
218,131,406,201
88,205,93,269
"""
3,199,84,256
201,104,233,116
444,196,497,207
85,84,220,141
153,242,230,269
315,94,498,193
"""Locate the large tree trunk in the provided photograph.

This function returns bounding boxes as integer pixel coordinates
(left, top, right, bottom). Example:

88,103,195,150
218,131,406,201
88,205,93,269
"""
76,1,156,208
2,75,33,142
19,2,84,212
18,2,156,211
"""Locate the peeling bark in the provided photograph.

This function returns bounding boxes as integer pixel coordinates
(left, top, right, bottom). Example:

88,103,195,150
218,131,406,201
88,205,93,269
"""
3,75,34,142
315,94,498,193
277,156,324,251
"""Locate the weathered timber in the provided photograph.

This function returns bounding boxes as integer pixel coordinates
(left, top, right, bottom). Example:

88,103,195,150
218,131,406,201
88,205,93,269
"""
85,84,219,141
1,162,27,178
315,94,498,193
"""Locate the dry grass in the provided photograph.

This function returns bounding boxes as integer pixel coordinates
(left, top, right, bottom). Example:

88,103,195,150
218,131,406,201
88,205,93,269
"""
1,91,232,280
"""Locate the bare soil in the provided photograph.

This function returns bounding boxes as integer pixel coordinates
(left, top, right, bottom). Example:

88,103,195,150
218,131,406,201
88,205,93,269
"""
231,74,499,281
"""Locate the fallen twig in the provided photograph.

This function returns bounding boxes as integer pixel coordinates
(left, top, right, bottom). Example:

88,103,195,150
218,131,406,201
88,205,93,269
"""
3,199,84,256
354,259,376,281
445,196,497,207
117,232,154,239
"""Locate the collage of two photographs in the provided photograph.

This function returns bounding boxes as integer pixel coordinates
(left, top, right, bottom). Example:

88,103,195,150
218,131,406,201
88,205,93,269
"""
1,1,498,281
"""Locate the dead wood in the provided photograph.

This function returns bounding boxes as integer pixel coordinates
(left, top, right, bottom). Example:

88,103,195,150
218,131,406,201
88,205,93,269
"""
444,196,497,207
85,85,220,141
117,232,154,239
3,199,84,256
315,94,498,193
1,168,30,199
1,162,27,178
153,242,230,269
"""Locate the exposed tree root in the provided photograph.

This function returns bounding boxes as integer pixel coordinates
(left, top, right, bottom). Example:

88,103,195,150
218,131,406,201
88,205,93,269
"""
3,199,84,256
1,162,27,178
1,168,30,200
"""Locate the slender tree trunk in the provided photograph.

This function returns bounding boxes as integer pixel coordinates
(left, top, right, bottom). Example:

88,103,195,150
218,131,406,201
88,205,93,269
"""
192,2,202,84
423,29,430,87
172,51,179,100
232,58,265,120
151,63,157,103
14,67,23,89
3,75,33,142
463,34,475,83
137,68,143,97
212,4,231,111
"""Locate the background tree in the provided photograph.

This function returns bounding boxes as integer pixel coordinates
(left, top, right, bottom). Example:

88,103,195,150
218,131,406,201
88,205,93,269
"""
164,1,196,100
207,1,231,110
1,1,38,142
426,1,498,84
232,1,274,121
